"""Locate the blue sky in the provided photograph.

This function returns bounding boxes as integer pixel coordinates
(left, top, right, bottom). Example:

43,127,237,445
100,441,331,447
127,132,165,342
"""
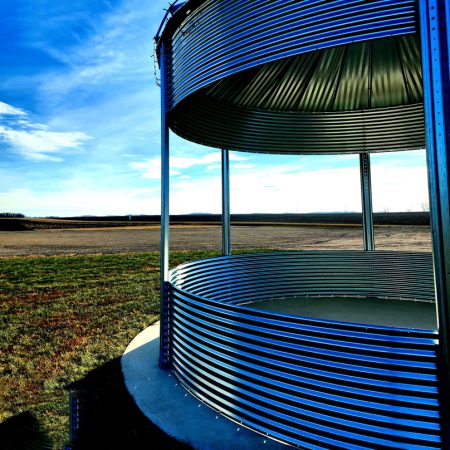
0,0,430,217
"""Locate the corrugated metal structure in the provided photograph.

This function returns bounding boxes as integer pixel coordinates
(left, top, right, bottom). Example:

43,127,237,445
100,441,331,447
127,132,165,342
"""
158,0,424,154
171,252,439,449
154,0,450,448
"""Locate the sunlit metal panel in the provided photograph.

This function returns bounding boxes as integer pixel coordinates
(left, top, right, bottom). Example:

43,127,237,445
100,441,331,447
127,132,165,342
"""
155,0,422,154
170,252,440,449
419,0,450,444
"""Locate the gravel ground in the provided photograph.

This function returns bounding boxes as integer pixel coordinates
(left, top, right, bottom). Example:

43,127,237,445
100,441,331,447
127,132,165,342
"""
0,224,431,257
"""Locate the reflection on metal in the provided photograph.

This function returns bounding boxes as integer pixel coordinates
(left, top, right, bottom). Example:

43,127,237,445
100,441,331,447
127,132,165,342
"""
419,0,450,442
205,36,422,112
172,101,424,155
170,252,440,449
163,0,418,108
159,42,170,369
170,34,424,154
156,0,424,154
360,153,375,251
221,149,230,256
155,0,450,446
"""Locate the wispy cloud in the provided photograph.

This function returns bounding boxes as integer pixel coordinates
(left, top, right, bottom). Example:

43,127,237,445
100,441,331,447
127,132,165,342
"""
0,0,430,217
0,101,91,161
131,152,248,179
0,101,27,116
232,163,256,170
168,156,429,215
35,0,163,105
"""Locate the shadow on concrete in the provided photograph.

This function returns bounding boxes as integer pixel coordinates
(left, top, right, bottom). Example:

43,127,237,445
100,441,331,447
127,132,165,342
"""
67,357,193,450
0,358,193,450
0,412,52,450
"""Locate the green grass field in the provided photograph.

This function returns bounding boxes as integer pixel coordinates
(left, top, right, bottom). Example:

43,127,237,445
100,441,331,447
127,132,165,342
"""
0,251,218,449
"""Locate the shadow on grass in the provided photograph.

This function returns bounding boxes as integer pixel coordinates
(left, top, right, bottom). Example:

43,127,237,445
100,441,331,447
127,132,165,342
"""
0,412,52,450
67,358,193,450
0,359,193,450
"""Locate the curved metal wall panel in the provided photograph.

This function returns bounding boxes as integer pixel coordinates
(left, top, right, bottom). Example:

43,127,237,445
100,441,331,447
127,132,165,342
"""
157,0,424,154
167,0,418,109
171,101,424,154
169,252,441,449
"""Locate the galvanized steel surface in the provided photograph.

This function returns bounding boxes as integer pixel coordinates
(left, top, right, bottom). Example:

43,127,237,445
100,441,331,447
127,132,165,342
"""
166,0,418,108
201,35,422,112
168,251,440,449
419,0,450,442
171,101,424,154
159,42,170,368
157,0,424,154
360,153,375,251
221,148,230,256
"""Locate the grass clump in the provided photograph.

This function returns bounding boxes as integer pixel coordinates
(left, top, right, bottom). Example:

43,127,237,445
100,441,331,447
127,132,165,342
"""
0,250,218,448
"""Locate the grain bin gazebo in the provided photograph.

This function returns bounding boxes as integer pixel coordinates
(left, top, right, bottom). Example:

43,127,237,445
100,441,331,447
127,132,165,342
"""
154,1,450,448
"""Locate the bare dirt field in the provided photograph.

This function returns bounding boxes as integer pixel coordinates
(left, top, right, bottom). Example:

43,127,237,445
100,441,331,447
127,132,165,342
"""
0,224,431,257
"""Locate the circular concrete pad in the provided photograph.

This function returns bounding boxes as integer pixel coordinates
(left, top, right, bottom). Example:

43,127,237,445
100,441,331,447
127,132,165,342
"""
121,323,287,450
245,296,437,329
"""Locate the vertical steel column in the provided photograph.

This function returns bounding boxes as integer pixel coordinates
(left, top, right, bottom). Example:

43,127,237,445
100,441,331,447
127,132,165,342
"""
159,42,170,369
221,148,231,256
419,0,450,444
359,153,375,251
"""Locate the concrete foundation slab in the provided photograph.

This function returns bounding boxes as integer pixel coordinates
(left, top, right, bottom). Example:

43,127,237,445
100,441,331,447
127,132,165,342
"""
245,296,437,329
121,323,287,450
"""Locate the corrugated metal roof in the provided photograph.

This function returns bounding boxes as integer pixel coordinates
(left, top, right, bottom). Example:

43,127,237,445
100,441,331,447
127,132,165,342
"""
167,34,424,154
205,35,422,112
158,0,424,154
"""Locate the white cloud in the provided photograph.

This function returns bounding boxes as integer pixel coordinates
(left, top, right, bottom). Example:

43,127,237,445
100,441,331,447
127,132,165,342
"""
371,164,429,212
230,153,248,162
131,151,249,179
0,127,90,161
0,101,27,116
1,152,429,216
0,101,91,161
169,153,429,214
35,0,164,101
130,159,159,178
232,163,256,170
0,187,160,217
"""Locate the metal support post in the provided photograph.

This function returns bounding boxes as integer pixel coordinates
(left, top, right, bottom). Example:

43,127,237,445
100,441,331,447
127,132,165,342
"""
221,148,231,256
159,42,170,369
419,0,450,444
359,152,375,251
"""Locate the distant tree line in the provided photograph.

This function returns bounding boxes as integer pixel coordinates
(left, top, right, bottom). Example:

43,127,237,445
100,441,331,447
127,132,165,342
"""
0,212,25,218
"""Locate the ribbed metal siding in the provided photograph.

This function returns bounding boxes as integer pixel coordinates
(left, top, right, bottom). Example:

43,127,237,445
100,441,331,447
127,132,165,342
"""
157,0,424,154
168,0,418,108
202,35,422,112
169,251,441,449
171,102,424,154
